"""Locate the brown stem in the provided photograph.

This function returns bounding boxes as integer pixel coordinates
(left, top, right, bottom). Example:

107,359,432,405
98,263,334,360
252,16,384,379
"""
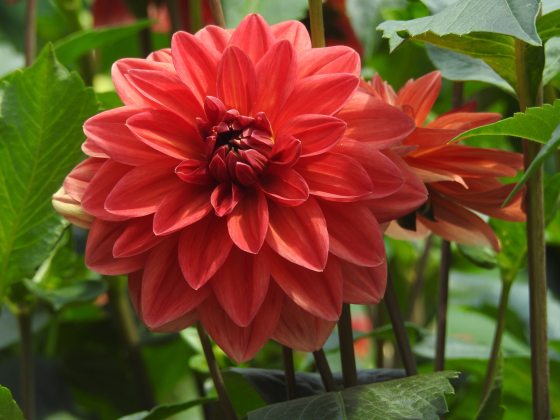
313,349,336,392
209,0,226,28
196,323,237,420
406,235,434,321
385,274,418,375
24,0,37,66
282,346,297,400
435,240,451,371
338,303,358,387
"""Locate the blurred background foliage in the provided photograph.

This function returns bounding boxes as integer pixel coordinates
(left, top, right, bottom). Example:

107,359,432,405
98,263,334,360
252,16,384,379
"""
0,0,559,419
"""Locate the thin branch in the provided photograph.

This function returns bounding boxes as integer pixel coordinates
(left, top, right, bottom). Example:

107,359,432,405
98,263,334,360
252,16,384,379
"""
406,235,434,321
24,0,37,66
313,349,336,392
435,240,451,371
338,303,358,387
308,0,326,48
209,0,226,28
282,346,297,400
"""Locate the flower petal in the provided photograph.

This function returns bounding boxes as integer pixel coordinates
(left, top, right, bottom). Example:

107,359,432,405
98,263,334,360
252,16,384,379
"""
297,153,373,202
199,285,284,363
266,198,328,271
178,215,233,289
270,20,311,51
280,114,346,157
85,220,146,275
113,216,163,258
141,239,210,329
195,25,231,53
339,258,386,304
297,46,360,78
229,14,274,63
212,247,270,327
396,71,441,126
153,184,213,235
126,109,205,160
321,202,385,266
64,157,105,201
216,46,257,115
211,183,242,217
259,168,309,206
227,189,269,253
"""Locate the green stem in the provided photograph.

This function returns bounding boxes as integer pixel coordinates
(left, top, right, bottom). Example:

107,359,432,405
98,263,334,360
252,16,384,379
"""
196,323,237,420
435,240,451,371
515,39,549,420
17,311,35,420
480,281,512,403
338,303,358,387
209,0,226,28
405,235,434,321
24,0,37,66
107,277,155,409
308,0,325,48
385,274,418,375
188,0,203,33
313,349,336,392
282,346,297,400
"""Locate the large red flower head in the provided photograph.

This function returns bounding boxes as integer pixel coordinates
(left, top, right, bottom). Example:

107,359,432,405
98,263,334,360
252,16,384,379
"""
366,71,525,251
55,14,426,362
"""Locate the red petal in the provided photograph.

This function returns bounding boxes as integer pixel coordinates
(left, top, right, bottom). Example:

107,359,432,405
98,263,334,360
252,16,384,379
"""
195,25,231,53
212,247,270,327
178,216,233,289
141,240,209,329
337,91,416,149
198,285,284,363
254,40,296,120
297,46,360,79
171,31,220,99
297,153,373,202
147,48,172,63
126,109,205,160
227,190,269,253
216,46,257,115
113,216,163,258
396,71,441,126
270,21,311,51
321,202,385,266
64,158,105,201
229,14,274,63
428,111,500,131
153,184,213,235
340,258,386,304
404,127,462,147
84,107,164,165
269,251,342,320
210,183,242,217
82,138,108,158
85,220,145,275
105,164,179,217
266,198,328,271
280,114,346,157
259,168,309,206
272,299,336,352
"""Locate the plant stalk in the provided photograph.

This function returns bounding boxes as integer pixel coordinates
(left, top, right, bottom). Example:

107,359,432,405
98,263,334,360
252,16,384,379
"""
282,346,297,400
308,0,326,48
196,323,237,420
338,303,358,387
385,274,418,375
435,240,451,371
188,0,203,33
480,281,512,403
209,0,226,28
406,235,434,321
515,39,549,420
166,0,182,33
17,311,35,420
313,349,336,392
24,0,37,66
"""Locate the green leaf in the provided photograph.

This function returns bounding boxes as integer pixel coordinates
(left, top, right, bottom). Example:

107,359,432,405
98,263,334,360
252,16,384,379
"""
544,37,560,85
53,20,152,67
24,278,106,311
537,9,560,42
503,123,560,205
0,46,98,297
118,397,215,420
455,99,560,144
457,244,498,269
377,0,542,52
223,0,308,27
0,385,24,420
247,371,458,420
223,369,268,417
425,44,514,93
490,219,527,285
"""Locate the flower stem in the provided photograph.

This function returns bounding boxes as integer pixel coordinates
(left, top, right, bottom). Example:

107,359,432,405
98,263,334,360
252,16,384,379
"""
188,0,203,33
282,346,297,400
338,303,357,387
17,310,35,420
480,281,512,404
515,38,549,420
24,0,37,66
406,235,434,321
166,0,181,33
308,0,326,48
313,349,336,392
209,0,226,28
385,274,418,375
435,240,451,371
196,323,237,420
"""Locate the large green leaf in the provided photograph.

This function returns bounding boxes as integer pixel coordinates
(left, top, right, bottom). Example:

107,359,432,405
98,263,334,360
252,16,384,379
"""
544,37,560,84
0,46,98,297
537,9,560,42
119,397,215,420
53,20,152,67
247,371,457,420
223,0,309,27
0,385,24,420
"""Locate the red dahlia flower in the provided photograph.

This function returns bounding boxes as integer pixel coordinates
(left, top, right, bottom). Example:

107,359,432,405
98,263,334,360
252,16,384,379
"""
366,71,525,251
55,14,426,362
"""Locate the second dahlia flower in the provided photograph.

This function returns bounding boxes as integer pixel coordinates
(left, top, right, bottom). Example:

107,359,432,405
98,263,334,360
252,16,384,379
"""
56,14,426,362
